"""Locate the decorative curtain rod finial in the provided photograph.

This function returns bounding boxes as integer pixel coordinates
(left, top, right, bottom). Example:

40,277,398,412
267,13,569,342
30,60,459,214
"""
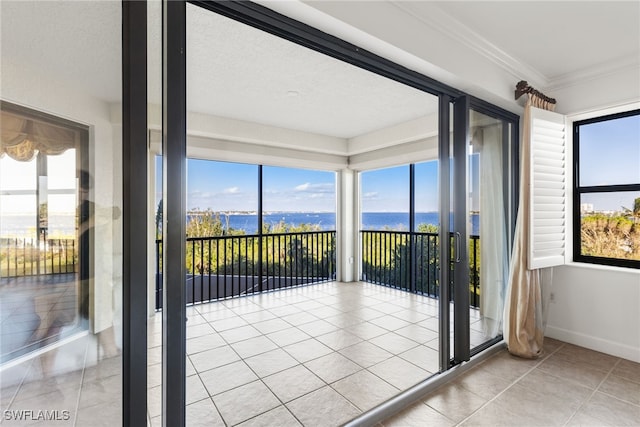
514,80,556,105
514,80,529,100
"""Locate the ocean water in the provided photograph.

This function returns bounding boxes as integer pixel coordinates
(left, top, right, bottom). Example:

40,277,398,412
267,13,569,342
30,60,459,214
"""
1,212,480,237
211,212,479,235
1,214,76,238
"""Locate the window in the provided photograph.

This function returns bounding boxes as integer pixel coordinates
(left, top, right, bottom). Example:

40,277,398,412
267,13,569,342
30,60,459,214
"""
573,109,640,268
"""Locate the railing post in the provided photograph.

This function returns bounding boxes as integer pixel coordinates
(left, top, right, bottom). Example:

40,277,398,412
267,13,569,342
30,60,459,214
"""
258,165,263,292
409,164,416,293
156,240,161,310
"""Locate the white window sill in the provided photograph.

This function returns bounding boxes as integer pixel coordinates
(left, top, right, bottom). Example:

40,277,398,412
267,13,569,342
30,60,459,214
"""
563,261,640,275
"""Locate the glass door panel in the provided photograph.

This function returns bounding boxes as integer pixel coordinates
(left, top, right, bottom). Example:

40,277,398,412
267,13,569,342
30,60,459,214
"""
0,1,123,424
468,109,511,353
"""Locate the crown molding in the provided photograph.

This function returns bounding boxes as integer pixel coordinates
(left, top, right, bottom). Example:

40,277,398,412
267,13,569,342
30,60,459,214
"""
392,1,549,88
392,1,640,98
544,56,640,92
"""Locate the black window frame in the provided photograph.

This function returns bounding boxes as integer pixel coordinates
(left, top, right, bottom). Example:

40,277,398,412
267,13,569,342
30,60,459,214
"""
573,108,640,269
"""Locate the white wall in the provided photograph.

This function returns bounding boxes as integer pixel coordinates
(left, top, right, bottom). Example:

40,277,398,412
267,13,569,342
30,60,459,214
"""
546,265,640,362
545,101,640,362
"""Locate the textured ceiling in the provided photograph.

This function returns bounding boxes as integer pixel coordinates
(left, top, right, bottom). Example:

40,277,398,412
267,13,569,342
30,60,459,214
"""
3,1,639,139
182,4,437,139
1,1,122,103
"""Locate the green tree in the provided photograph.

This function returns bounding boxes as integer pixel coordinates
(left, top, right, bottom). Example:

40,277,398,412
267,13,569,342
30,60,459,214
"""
155,199,162,238
186,209,226,238
417,223,439,234
581,213,639,260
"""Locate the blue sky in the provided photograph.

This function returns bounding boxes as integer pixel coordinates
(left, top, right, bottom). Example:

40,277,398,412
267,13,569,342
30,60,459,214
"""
361,162,441,212
579,113,640,211
156,157,474,213
156,158,337,212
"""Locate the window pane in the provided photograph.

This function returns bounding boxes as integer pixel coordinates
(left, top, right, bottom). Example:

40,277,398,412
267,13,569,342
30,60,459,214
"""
48,194,76,238
262,166,336,233
579,191,640,260
414,161,439,232
0,195,37,238
48,150,77,189
0,156,36,190
579,113,640,187
361,165,409,230
186,159,258,235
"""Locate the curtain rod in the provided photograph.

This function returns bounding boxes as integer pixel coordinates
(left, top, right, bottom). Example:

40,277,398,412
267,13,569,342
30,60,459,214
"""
514,80,556,105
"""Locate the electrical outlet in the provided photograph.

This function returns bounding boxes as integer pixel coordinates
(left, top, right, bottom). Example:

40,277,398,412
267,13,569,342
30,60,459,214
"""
550,292,556,303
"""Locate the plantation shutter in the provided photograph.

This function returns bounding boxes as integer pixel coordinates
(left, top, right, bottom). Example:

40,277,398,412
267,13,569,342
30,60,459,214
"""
528,107,566,269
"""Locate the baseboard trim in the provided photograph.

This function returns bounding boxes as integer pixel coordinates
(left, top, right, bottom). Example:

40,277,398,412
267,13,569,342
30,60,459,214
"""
546,326,640,363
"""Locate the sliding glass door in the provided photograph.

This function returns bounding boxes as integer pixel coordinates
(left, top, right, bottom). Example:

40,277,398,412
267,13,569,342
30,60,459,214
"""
450,100,518,362
467,109,513,353
155,2,519,425
1,2,125,424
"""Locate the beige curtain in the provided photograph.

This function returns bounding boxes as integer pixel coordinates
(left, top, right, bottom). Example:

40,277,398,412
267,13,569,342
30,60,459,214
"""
1,111,79,161
503,94,555,358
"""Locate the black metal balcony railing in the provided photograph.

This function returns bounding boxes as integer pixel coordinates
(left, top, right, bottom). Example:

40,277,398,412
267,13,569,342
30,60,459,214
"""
155,230,336,309
361,231,480,308
0,237,77,278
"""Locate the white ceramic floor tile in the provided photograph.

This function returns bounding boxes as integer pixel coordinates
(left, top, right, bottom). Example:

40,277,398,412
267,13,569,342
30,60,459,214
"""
339,341,393,368
399,345,440,373
189,345,240,373
244,348,299,378
333,370,399,411
237,405,302,427
231,335,279,359
368,356,431,389
296,320,339,337
262,365,325,403
266,327,310,347
315,330,363,351
344,322,388,340
186,397,225,427
287,386,361,427
199,360,259,396
218,325,262,344
369,332,420,354
212,380,281,426
283,339,334,363
304,352,362,384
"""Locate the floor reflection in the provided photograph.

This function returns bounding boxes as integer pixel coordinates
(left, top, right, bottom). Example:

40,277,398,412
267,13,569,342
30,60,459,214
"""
1,274,79,363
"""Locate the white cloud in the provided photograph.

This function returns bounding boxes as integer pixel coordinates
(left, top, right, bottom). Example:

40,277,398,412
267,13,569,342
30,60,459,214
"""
294,182,334,193
224,186,240,194
363,192,379,199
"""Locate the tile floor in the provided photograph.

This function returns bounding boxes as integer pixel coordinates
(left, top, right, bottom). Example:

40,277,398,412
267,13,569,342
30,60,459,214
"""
2,280,639,426
386,338,640,427
147,281,454,426
0,332,121,426
146,281,640,426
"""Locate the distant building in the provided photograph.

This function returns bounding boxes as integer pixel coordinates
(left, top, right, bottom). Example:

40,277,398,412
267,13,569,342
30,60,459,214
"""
580,203,594,214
